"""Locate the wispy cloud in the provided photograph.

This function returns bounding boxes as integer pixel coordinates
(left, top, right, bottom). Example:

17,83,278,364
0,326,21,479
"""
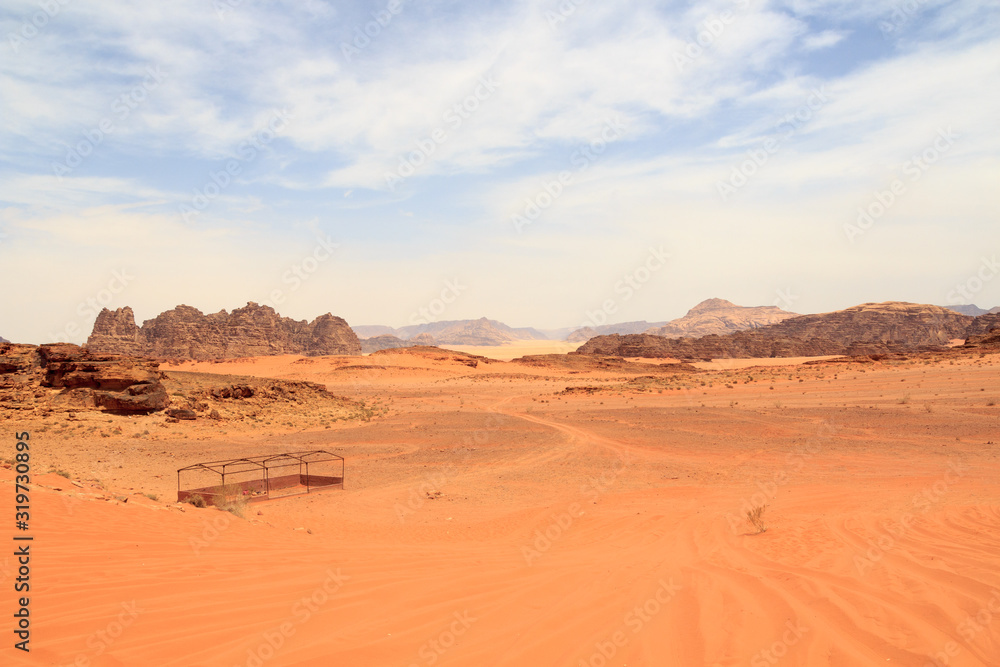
1,0,998,342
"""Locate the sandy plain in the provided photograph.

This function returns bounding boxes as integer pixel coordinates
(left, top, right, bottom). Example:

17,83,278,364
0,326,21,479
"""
2,347,999,666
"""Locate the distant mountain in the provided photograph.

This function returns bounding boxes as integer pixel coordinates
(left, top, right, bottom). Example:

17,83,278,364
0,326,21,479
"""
353,325,398,338
944,304,990,316
88,303,361,359
353,318,547,346
576,302,973,359
360,335,418,354
0,336,8,343
646,298,799,338
535,326,577,340
567,321,668,342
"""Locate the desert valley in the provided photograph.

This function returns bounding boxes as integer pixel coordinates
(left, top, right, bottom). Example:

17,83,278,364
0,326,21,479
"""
1,299,999,666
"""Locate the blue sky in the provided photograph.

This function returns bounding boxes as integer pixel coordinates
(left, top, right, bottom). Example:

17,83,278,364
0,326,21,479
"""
1,0,998,344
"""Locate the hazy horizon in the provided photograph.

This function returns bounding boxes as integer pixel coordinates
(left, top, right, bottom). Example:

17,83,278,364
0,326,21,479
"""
2,0,998,344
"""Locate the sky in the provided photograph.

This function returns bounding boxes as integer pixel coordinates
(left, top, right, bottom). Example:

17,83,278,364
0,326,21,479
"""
1,0,998,344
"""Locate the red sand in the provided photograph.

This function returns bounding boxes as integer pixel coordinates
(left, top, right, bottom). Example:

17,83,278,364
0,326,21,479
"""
2,351,999,666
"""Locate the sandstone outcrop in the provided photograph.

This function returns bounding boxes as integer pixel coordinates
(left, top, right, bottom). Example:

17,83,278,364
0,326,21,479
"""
575,302,973,359
0,343,169,413
645,298,798,338
964,312,1000,338
361,335,416,354
88,302,361,360
962,330,1000,349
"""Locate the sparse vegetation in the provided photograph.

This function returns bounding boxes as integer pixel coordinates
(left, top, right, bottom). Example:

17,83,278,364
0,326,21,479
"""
746,504,767,534
218,484,249,518
187,494,207,508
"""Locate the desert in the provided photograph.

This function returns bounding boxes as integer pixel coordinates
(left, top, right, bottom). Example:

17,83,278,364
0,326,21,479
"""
2,328,999,665
3,2,999,665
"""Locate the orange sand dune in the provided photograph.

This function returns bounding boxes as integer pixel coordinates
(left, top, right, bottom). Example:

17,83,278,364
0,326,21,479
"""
3,352,1000,666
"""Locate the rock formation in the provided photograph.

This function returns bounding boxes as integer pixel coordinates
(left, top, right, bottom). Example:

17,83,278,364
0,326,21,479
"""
645,298,799,338
0,343,169,413
575,302,972,359
567,321,666,342
361,335,417,354
87,302,361,360
964,312,1000,338
963,329,1000,349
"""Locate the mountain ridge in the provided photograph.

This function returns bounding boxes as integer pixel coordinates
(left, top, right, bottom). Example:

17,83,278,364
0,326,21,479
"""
87,303,361,360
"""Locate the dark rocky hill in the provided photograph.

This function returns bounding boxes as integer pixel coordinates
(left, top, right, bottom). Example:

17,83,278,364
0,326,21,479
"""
87,303,361,360
575,302,972,359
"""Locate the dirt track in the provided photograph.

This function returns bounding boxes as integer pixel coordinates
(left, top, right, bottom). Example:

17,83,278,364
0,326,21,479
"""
2,349,999,665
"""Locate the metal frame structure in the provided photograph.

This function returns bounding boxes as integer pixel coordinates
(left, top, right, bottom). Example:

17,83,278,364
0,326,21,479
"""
177,450,344,505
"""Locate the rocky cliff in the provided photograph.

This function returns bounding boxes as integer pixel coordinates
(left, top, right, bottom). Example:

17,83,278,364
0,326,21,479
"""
87,303,361,360
964,312,1000,338
645,298,799,338
0,343,169,413
575,302,973,359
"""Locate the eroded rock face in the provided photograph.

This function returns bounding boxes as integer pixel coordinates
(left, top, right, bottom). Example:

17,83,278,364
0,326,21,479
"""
646,298,799,338
88,302,361,360
0,343,169,413
576,302,973,359
965,312,1000,338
